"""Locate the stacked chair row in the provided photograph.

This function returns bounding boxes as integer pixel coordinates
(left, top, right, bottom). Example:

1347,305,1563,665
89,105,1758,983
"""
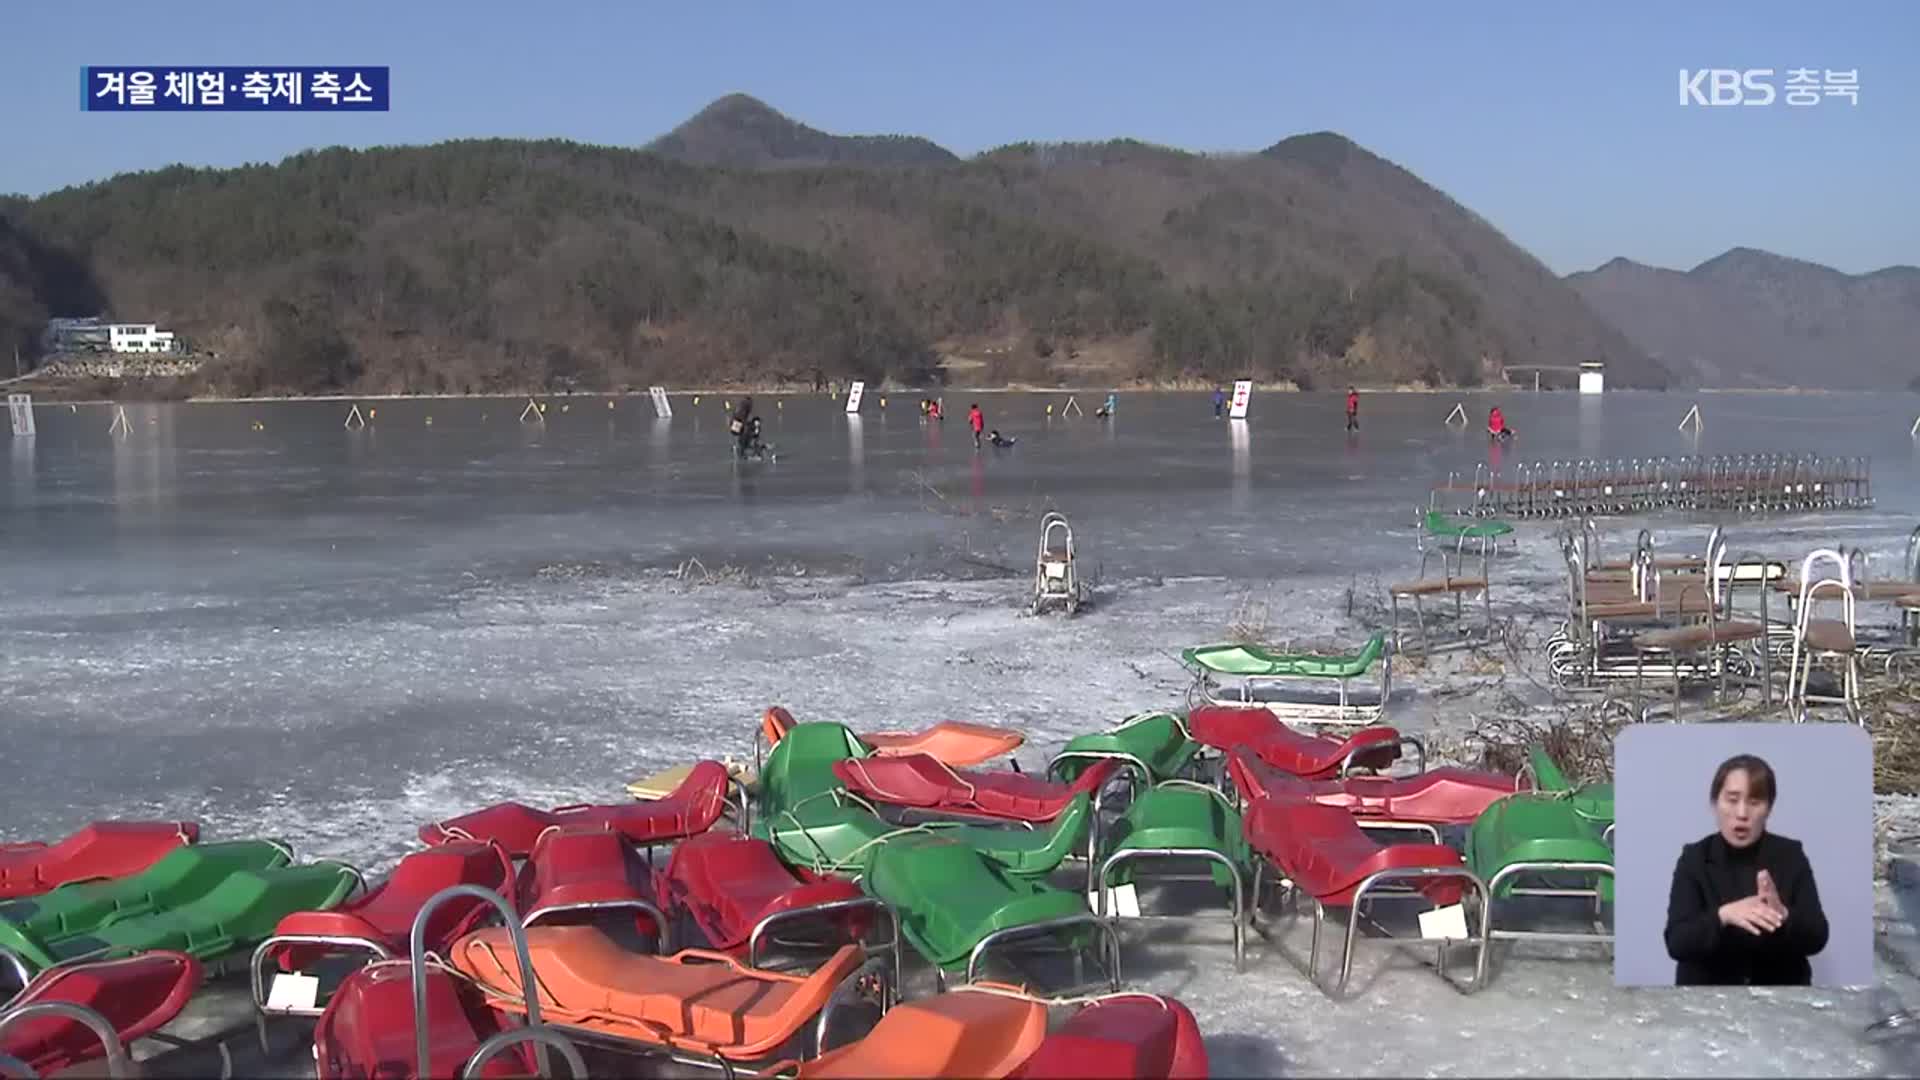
1034,706,1617,999
5,711,1211,1078
0,821,363,1077
1546,520,1920,723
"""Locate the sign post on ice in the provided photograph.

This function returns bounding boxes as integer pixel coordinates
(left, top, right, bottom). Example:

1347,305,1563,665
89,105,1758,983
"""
648,387,672,419
845,381,866,414
7,394,33,437
1228,380,1252,420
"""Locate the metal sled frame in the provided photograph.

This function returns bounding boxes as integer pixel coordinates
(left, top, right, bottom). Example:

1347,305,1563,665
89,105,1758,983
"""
1092,783,1248,973
1185,646,1392,729
1785,549,1864,724
937,913,1124,997
0,999,134,1080
1388,547,1494,656
1431,454,1873,520
1248,848,1491,1000
1547,535,1738,693
743,896,903,1006
1031,512,1084,615
399,885,589,1080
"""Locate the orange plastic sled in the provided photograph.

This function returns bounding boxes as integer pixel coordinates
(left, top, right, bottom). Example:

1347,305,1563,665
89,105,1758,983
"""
770,983,1048,1079
449,924,866,1061
762,706,1024,768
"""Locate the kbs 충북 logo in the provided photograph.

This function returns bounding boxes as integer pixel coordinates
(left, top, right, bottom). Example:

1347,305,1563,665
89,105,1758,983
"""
1678,69,1859,107
84,67,389,111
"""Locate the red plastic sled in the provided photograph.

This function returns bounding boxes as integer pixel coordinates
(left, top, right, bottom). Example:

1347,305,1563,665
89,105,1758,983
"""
417,760,731,856
313,959,527,1080
832,754,1120,824
1227,749,1518,826
1186,707,1404,779
0,952,201,1076
266,841,514,971
654,830,871,960
0,821,200,900
517,826,664,942
763,706,1025,768
1242,796,1466,907
1010,993,1209,1080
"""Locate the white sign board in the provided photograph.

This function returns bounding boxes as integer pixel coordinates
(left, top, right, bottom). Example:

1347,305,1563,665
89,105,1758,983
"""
7,394,33,437
648,386,672,418
845,381,865,414
1579,369,1605,395
264,972,320,1013
1228,380,1253,420
1419,902,1470,941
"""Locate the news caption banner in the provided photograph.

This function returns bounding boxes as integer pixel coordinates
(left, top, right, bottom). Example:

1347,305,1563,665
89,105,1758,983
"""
84,67,389,111
1678,68,1860,107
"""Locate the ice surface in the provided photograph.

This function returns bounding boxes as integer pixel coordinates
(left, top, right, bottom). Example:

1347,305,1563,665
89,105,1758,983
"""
4,391,1920,1075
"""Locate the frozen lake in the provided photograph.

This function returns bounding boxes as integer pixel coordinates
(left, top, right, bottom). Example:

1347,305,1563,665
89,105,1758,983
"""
5,388,1920,1075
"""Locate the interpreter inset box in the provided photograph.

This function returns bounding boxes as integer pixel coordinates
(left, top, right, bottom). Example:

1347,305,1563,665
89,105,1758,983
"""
1612,723,1873,988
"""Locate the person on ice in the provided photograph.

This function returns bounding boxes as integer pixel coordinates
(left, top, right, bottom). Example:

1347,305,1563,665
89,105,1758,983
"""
1346,387,1360,432
988,429,1016,448
1488,405,1513,440
969,402,985,449
1213,386,1227,419
1095,392,1116,419
730,396,755,455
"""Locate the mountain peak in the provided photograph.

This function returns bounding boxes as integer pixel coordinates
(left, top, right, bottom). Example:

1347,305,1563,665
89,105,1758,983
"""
1259,131,1365,175
702,92,782,116
1568,246,1920,389
1690,246,1824,277
647,95,958,169
1568,255,1663,280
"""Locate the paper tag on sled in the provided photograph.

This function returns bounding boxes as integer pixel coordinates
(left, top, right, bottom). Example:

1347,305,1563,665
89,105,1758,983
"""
1089,883,1141,918
265,972,320,1012
1418,903,1469,941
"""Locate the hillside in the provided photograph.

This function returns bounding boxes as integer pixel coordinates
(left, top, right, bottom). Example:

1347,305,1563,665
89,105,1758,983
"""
0,95,1668,397
1567,248,1920,390
0,206,104,370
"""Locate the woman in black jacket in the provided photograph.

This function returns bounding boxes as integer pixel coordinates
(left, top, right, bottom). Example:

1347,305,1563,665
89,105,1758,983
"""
729,396,755,456
1664,753,1830,985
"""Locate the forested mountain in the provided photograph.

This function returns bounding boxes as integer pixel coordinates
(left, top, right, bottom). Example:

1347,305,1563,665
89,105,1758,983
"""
1567,248,1920,390
646,93,961,168
0,95,1667,396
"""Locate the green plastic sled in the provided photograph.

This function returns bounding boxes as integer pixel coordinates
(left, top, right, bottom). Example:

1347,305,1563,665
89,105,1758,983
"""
1099,783,1247,890
1526,745,1614,827
1049,713,1198,786
3,860,357,973
1182,633,1387,681
0,840,292,948
1425,509,1514,540
766,791,1092,879
756,721,870,817
1466,793,1613,904
861,835,1093,972
944,794,1092,878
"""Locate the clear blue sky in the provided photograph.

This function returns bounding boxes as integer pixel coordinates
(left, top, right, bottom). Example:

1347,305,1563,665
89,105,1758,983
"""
1,2,1912,276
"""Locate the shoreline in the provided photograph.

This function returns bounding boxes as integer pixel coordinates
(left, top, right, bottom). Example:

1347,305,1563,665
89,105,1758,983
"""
8,382,1860,407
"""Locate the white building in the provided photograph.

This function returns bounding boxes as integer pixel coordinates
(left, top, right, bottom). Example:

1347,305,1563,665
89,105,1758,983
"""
108,324,178,354
1578,362,1605,394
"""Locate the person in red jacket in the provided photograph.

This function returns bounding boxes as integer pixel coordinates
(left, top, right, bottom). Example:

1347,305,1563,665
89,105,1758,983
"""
968,402,985,449
1345,387,1359,432
1488,405,1512,439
